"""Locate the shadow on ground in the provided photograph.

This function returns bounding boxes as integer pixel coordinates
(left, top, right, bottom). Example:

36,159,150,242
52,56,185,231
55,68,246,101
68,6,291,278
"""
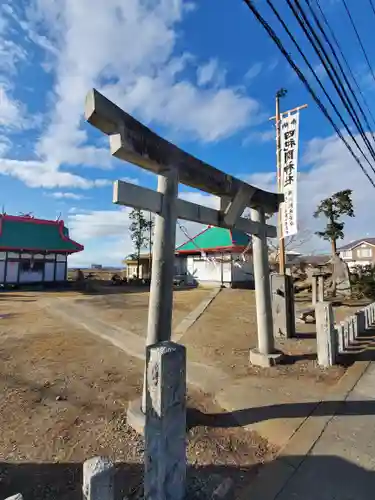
188,397,375,429
1,455,375,500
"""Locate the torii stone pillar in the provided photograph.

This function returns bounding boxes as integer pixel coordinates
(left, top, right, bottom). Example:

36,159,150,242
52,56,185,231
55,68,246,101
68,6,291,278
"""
249,206,283,367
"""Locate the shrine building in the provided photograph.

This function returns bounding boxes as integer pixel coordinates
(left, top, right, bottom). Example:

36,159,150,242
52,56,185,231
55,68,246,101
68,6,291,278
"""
0,214,84,286
175,226,254,287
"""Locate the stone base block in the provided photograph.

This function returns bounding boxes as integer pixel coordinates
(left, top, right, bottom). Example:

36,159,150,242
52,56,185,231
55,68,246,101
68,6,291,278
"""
126,398,145,435
249,348,283,367
128,397,202,434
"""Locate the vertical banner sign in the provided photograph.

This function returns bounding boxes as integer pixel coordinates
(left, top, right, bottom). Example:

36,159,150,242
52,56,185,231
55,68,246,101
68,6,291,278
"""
280,111,299,238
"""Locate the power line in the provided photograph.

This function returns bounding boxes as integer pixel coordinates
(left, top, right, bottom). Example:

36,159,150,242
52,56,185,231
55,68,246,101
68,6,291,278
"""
342,0,375,88
315,0,375,131
241,0,375,188
369,0,375,18
286,0,375,170
305,0,375,142
266,0,375,178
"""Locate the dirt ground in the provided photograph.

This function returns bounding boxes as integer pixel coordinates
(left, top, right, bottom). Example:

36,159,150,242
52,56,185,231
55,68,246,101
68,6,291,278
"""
0,285,369,498
72,286,212,337
0,289,277,499
179,289,364,384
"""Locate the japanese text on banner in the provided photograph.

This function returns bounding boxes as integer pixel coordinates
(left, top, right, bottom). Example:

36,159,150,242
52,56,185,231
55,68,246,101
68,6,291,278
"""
280,111,299,238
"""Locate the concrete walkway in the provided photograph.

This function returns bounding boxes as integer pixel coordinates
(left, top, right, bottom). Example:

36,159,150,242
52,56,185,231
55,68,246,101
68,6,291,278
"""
246,362,375,500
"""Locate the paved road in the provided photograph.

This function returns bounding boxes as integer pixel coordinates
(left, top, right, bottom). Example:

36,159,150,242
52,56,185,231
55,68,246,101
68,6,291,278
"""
276,363,375,500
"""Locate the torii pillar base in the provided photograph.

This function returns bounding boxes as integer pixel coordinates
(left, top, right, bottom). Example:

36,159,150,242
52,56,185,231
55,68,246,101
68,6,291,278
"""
249,348,284,368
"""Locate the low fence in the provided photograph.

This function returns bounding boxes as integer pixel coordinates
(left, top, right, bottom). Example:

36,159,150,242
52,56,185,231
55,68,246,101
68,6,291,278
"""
316,301,375,367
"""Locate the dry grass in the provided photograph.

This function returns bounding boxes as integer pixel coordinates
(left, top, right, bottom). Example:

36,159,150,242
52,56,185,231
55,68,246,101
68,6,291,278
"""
0,289,276,499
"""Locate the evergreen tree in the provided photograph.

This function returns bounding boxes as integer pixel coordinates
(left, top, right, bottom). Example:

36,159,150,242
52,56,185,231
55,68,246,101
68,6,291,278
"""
129,209,149,279
313,189,355,256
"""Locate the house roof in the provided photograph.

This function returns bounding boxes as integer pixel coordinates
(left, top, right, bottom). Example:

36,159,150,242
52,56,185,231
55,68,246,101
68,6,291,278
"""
176,226,251,254
0,214,84,253
338,238,375,251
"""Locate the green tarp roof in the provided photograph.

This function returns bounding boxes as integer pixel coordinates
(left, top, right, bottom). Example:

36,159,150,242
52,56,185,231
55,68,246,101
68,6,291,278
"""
0,215,83,253
176,226,251,253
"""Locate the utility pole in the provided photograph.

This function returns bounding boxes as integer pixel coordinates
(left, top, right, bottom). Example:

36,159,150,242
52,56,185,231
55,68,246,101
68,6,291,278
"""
275,88,287,275
271,90,307,275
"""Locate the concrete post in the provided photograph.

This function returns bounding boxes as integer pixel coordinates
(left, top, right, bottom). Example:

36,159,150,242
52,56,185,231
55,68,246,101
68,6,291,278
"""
315,302,336,367
318,276,324,302
370,304,373,325
336,322,345,353
366,306,371,329
343,320,350,350
271,273,295,339
357,310,366,335
348,316,356,344
311,276,318,306
145,341,186,500
371,303,375,326
249,206,282,367
353,313,360,342
83,457,114,500
142,170,179,411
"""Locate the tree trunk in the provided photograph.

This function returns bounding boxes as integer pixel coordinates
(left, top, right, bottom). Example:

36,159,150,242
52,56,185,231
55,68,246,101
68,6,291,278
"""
331,238,337,297
331,238,337,256
136,245,141,280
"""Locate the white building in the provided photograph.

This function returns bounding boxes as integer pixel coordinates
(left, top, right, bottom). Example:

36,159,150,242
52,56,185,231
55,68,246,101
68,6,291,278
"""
175,226,254,287
338,238,375,269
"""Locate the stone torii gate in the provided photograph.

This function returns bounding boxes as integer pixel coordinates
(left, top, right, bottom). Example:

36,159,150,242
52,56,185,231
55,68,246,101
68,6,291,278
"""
84,88,283,377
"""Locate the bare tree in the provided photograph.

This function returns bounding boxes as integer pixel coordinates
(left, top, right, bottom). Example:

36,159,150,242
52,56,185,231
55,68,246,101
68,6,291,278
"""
243,208,314,263
267,228,314,264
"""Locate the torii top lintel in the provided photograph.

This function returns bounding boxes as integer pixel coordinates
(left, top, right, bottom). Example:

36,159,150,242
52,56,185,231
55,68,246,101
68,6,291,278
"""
85,89,283,213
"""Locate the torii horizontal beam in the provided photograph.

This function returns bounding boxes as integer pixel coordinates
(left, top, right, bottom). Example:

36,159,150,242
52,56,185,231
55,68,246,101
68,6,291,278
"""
113,180,277,237
85,89,283,214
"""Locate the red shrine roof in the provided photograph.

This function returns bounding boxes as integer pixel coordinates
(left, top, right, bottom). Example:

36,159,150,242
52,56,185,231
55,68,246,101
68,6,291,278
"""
0,214,84,253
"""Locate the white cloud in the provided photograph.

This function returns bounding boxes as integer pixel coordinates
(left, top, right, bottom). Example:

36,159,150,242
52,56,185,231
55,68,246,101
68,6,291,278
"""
243,129,275,145
0,0,265,191
0,84,22,128
244,62,263,82
68,208,132,241
196,58,226,87
67,207,133,266
109,76,258,142
46,191,87,200
65,132,375,265
0,158,111,189
245,132,375,253
0,135,10,155
0,6,27,73
66,191,220,266
313,63,327,81
25,0,261,169
267,59,279,72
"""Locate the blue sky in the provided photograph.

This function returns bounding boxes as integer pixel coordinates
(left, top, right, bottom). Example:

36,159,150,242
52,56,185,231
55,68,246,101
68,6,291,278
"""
1,0,375,266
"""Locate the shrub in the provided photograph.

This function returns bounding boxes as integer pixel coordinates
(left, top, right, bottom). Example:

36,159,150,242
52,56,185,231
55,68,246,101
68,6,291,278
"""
351,265,375,299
